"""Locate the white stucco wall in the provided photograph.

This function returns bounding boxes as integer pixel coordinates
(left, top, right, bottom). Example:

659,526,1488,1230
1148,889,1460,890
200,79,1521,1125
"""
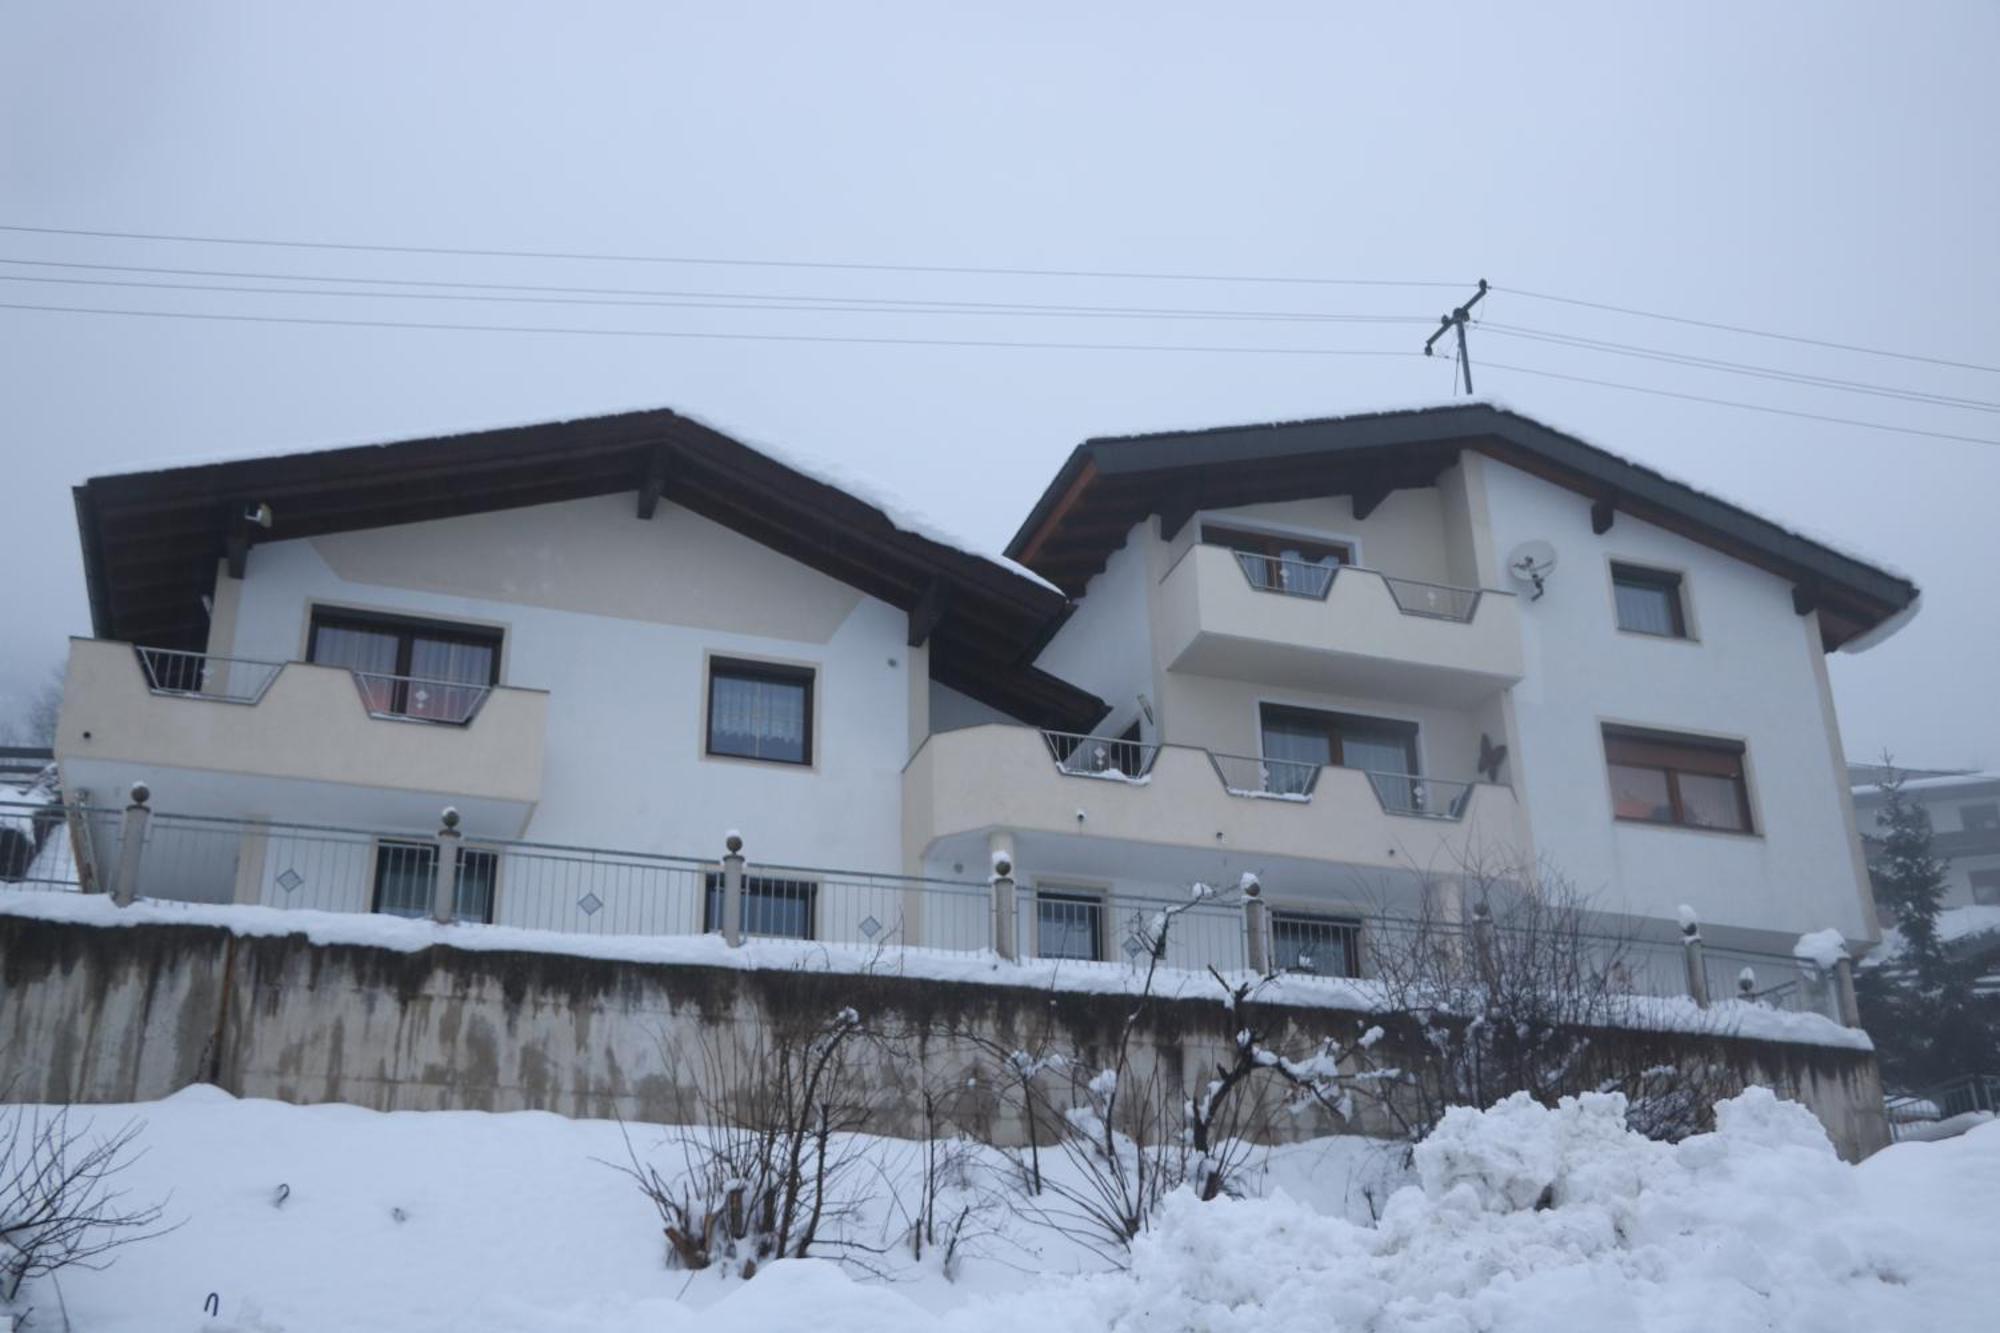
1480,463,1875,941
219,494,913,872
1032,526,1155,737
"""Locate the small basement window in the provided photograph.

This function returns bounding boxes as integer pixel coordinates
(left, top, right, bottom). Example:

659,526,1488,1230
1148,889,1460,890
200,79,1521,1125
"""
371,840,496,923
1604,727,1753,833
706,657,815,765
703,873,817,939
1610,564,1688,639
1036,889,1103,961
1271,913,1362,978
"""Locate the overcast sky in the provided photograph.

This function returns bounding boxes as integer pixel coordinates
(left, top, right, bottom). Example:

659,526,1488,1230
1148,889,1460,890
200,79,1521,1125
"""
2,2,1995,768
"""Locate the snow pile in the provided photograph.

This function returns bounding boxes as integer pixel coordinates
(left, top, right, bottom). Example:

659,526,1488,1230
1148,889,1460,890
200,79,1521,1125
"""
1056,1089,2000,1332
17,1086,2000,1331
1794,927,1851,970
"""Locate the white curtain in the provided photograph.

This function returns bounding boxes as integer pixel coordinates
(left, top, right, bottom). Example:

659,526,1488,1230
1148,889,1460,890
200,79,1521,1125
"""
712,674,807,760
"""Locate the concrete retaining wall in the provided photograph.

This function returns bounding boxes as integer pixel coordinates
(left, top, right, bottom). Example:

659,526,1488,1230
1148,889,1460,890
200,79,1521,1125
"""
0,914,1892,1158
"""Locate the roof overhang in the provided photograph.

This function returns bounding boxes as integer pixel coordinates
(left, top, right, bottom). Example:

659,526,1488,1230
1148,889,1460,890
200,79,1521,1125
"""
1007,403,1918,652
73,408,1108,733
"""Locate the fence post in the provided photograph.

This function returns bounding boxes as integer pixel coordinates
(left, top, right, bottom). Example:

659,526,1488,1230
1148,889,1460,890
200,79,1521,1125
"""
990,852,1018,962
430,807,462,924
1471,898,1497,988
1832,955,1861,1027
1737,967,1758,1001
722,832,745,947
1681,914,1710,1008
1242,876,1269,975
110,782,150,907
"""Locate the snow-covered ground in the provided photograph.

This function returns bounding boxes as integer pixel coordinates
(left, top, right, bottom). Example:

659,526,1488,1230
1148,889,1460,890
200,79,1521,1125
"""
10,1085,1998,1332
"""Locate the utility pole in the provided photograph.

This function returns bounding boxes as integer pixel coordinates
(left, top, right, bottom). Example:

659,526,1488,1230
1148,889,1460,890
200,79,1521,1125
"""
1424,278,1489,394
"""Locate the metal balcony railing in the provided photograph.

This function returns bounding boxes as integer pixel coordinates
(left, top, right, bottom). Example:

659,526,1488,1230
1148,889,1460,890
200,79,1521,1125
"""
1382,575,1483,623
136,646,286,705
1218,550,1489,623
1040,732,1485,822
1207,751,1323,798
350,671,493,726
1041,729,1160,779
1228,550,1338,599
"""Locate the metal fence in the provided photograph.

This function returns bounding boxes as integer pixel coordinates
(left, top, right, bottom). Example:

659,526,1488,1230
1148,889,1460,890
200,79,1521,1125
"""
1230,550,1338,599
0,798,1843,1025
1043,729,1159,779
1382,575,1483,622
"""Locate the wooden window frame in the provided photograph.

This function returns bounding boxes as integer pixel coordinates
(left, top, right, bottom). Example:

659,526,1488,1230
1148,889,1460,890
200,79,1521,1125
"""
704,656,817,767
1603,725,1754,834
307,606,503,717
1610,563,1689,639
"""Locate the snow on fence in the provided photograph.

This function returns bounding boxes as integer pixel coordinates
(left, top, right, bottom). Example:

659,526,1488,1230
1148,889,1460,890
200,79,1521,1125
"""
0,795,1845,1022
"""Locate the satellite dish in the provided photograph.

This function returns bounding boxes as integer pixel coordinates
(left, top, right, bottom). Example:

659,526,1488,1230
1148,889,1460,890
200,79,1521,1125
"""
1507,540,1557,601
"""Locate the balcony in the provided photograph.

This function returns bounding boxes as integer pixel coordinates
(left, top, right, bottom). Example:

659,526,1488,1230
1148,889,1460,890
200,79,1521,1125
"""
904,724,1526,874
1156,543,1524,704
54,639,548,832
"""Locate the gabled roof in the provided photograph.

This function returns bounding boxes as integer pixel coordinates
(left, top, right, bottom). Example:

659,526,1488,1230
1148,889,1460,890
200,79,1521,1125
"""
1006,402,1919,651
73,408,1108,732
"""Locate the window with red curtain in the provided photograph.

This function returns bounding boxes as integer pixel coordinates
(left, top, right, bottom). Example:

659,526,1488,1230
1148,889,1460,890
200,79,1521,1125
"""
1603,727,1752,833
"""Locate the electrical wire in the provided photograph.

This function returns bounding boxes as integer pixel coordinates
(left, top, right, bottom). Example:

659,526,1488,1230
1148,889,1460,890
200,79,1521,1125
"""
0,222,1463,289
0,298,1433,358
1482,323,2000,415
1498,285,2000,376
1478,358,2000,449
0,263,1436,327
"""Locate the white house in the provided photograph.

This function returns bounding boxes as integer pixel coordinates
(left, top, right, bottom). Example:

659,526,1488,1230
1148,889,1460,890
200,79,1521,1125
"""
42,403,1917,987
1850,765,2000,912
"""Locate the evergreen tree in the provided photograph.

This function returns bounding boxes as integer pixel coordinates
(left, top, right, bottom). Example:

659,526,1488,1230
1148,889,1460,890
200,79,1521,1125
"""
1855,763,2000,1092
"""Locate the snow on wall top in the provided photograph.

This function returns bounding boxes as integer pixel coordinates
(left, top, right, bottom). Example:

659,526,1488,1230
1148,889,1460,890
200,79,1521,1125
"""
0,888,1873,1051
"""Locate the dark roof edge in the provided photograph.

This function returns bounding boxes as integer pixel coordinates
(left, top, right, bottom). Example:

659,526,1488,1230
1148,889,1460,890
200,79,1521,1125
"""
1006,402,1916,620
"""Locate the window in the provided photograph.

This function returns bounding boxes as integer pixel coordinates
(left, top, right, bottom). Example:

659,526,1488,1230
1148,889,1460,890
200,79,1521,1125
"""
702,873,816,939
1260,704,1418,797
1971,870,2000,907
308,608,501,723
1961,803,2000,833
1036,890,1103,961
1604,727,1753,833
706,657,814,765
1202,523,1351,597
371,841,496,923
1272,913,1361,978
1610,564,1688,638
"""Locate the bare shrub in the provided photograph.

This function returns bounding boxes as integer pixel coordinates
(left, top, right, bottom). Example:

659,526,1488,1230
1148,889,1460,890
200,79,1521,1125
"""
610,1006,885,1279
1,1104,173,1306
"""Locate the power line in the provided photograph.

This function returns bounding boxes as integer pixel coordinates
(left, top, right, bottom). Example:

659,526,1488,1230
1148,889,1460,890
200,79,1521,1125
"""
1498,285,2000,376
1483,323,2000,415
0,222,1462,290
0,298,1433,358
1479,358,2000,449
0,263,1435,327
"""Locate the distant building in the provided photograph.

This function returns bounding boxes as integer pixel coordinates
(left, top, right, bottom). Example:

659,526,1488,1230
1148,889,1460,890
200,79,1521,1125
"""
1850,766,2000,910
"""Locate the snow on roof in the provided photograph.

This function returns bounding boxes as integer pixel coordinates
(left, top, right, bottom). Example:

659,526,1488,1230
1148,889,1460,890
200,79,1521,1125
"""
86,402,1062,596
1852,770,2000,799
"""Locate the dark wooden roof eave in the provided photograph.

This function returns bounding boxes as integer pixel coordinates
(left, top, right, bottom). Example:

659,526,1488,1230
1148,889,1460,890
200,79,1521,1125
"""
73,407,1103,728
1004,403,1918,646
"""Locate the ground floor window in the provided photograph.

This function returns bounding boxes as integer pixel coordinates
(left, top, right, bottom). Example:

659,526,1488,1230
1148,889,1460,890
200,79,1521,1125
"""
371,841,496,923
1271,912,1361,977
703,872,817,939
1036,889,1103,961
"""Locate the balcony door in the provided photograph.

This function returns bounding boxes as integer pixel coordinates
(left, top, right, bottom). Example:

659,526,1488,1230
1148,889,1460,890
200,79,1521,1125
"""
308,609,501,722
1259,704,1419,796
1201,524,1351,596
